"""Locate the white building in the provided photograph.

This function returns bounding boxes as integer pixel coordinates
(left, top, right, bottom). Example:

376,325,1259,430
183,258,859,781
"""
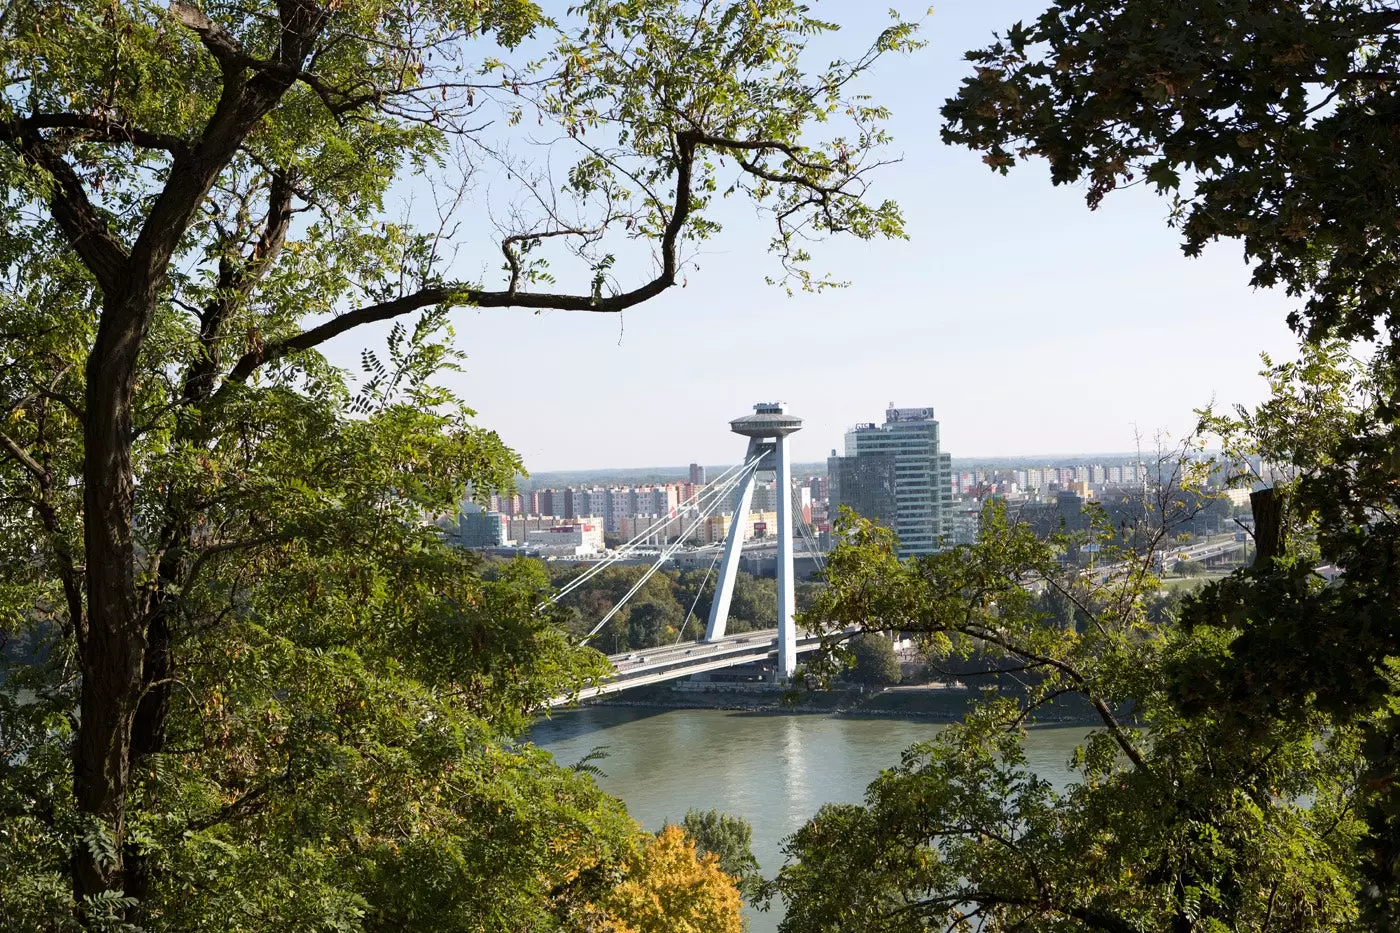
525,521,605,557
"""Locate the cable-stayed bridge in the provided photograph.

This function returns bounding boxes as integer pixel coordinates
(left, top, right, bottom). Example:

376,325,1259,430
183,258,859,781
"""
543,402,829,706
536,401,1256,709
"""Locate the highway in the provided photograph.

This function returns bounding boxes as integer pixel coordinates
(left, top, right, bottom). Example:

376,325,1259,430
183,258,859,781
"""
1084,534,1245,582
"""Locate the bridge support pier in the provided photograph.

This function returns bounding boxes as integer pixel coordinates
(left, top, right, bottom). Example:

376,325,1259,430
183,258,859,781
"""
775,430,797,678
702,403,802,682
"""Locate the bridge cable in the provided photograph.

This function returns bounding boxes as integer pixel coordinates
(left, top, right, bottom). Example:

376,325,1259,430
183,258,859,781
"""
542,457,761,609
548,457,757,608
674,544,724,646
581,458,761,642
581,458,759,641
789,484,826,573
546,458,749,604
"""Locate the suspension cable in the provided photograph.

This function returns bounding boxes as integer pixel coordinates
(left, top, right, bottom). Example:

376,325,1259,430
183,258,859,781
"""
581,459,758,641
549,459,747,602
549,458,752,607
791,483,826,572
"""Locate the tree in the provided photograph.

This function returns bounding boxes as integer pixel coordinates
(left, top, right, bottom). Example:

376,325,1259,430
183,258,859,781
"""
942,0,1400,344
774,487,1367,932
596,824,744,933
729,574,779,632
941,7,1400,919
681,808,763,902
627,600,684,651
0,0,920,921
845,633,901,686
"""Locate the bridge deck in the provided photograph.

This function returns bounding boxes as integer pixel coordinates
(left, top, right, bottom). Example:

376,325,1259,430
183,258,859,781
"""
547,628,834,706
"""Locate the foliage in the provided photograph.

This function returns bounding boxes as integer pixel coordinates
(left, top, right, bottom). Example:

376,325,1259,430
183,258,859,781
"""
1184,342,1400,924
942,0,1400,343
938,15,1400,921
775,446,1369,931
0,0,914,922
680,808,763,903
595,824,744,933
845,633,901,686
0,320,638,930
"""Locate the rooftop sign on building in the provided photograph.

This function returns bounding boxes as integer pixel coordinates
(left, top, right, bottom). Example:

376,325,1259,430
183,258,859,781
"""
886,407,935,423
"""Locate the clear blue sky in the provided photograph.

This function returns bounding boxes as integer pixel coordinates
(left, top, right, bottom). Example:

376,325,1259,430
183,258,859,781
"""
326,0,1301,472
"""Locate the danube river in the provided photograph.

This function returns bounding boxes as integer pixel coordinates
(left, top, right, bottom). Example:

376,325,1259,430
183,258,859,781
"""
532,707,1091,933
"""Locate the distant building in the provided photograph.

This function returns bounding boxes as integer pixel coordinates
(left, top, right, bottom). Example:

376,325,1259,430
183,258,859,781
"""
828,444,896,529
506,515,562,543
947,501,983,546
750,480,777,512
459,503,509,547
525,522,605,557
1056,490,1089,532
689,462,706,485
614,509,778,547
564,487,605,520
533,488,565,517
828,406,953,556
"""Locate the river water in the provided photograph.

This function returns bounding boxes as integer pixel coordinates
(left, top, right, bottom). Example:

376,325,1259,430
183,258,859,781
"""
532,707,1091,932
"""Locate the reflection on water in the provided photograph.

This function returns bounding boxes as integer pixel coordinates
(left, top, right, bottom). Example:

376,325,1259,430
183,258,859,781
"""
532,708,1090,933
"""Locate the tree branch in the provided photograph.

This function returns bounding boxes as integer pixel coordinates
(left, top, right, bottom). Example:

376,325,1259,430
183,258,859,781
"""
895,890,1138,933
968,625,1148,771
181,530,294,596
0,428,45,480
0,122,131,292
19,113,190,155
135,0,326,294
182,171,295,404
169,1,245,67
220,131,698,387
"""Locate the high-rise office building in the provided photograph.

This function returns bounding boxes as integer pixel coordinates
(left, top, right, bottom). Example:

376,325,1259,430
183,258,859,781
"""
689,462,706,485
828,406,952,556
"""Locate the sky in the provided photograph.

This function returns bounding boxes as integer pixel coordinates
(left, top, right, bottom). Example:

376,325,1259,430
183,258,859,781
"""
321,0,1303,472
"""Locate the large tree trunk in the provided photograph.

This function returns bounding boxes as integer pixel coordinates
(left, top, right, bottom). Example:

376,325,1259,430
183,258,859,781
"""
1249,487,1286,570
125,582,179,911
73,292,150,901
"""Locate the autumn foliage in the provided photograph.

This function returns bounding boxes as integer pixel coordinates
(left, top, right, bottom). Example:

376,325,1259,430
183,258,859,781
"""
597,825,744,933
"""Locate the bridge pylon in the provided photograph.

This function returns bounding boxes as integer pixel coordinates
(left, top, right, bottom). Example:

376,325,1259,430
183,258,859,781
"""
703,402,802,680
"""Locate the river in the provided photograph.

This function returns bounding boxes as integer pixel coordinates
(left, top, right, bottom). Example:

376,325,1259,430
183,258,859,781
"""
532,707,1091,932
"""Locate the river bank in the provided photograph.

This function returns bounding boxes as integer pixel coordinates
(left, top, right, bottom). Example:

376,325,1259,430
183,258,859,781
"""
574,682,1106,723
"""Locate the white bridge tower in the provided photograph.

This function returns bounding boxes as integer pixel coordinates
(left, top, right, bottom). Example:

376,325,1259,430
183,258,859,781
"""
703,402,802,680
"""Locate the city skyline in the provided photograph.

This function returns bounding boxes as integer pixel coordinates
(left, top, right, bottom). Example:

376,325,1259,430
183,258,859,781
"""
521,450,1193,477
